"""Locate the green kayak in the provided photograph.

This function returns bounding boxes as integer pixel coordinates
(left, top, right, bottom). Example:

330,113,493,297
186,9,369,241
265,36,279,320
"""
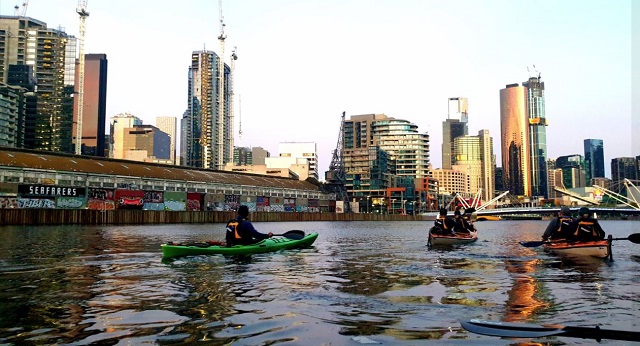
161,232,319,259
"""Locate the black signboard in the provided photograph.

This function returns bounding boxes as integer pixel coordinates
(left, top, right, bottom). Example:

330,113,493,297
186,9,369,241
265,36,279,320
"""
18,184,86,198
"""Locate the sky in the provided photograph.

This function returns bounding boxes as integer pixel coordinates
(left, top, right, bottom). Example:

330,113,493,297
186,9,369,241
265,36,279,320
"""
1,0,635,179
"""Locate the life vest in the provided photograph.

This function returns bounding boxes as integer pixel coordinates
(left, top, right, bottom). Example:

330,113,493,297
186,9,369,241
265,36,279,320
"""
435,216,449,230
225,218,245,244
574,219,598,239
555,217,573,235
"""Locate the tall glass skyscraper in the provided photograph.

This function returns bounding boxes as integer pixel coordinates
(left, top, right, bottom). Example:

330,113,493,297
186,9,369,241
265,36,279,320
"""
523,76,548,198
584,139,605,181
442,97,468,169
500,84,531,196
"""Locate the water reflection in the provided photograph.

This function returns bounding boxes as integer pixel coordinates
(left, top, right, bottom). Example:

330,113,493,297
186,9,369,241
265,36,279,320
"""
0,221,637,344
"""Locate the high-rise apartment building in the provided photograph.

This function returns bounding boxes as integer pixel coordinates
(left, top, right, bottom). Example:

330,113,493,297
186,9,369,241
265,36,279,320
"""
110,113,142,159
584,139,605,181
523,76,548,197
0,16,76,153
73,54,108,156
183,50,232,170
611,157,638,193
0,84,24,147
156,116,177,164
500,83,531,196
233,147,253,165
450,130,495,202
442,97,469,169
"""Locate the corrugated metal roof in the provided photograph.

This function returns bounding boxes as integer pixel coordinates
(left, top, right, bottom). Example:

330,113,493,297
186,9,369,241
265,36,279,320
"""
0,147,321,191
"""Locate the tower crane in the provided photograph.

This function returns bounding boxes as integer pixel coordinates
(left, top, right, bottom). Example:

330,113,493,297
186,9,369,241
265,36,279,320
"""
14,1,28,17
325,112,351,213
75,0,89,155
229,47,238,148
216,0,227,169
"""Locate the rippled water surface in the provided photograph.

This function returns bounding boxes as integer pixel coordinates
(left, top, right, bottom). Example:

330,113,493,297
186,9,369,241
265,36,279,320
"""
0,220,639,345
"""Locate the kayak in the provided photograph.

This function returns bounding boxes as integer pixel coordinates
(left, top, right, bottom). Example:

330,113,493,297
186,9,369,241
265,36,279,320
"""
543,238,610,259
161,232,319,259
428,227,478,246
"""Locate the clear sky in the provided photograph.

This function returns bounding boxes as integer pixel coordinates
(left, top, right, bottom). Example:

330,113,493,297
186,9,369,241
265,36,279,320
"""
1,0,634,179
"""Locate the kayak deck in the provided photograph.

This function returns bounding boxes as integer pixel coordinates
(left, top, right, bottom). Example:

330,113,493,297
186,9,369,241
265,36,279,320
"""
161,232,319,259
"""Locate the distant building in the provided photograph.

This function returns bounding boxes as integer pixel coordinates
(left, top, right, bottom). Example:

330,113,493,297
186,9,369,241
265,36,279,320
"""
251,147,270,165
234,147,253,166
156,116,177,164
73,53,108,156
556,154,586,189
611,157,638,194
0,84,24,147
523,76,548,198
0,16,76,153
109,113,142,159
183,50,232,170
431,168,469,196
584,139,605,180
451,130,495,202
500,83,531,196
122,125,170,163
442,97,468,169
277,142,318,180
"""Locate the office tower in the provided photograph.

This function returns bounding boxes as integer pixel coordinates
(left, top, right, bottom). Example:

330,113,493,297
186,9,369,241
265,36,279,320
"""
156,116,177,164
556,154,586,189
183,50,232,170
109,113,142,159
274,142,319,180
442,97,469,169
73,54,108,156
584,139,605,180
0,16,76,153
450,130,495,202
478,130,495,201
523,76,548,197
234,147,253,165
500,83,531,196
122,125,170,162
611,157,638,193
0,84,24,147
251,147,270,165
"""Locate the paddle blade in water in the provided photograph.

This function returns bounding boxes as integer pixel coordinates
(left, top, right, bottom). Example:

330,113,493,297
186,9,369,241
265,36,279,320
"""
273,230,305,240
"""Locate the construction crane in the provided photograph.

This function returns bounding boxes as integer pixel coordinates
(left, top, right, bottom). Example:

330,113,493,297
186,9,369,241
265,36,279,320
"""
14,1,28,16
216,0,226,169
325,112,351,213
228,46,238,161
74,0,89,155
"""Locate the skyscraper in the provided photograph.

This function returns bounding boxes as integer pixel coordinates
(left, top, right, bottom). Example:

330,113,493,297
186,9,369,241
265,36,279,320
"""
442,97,469,169
523,76,548,197
500,83,531,196
183,50,232,170
584,139,605,181
0,16,76,153
156,116,177,164
73,54,108,156
110,113,142,159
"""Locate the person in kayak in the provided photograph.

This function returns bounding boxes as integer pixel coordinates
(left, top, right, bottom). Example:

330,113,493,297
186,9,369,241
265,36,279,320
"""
542,206,575,241
432,208,456,235
572,207,606,241
453,209,473,234
226,205,273,246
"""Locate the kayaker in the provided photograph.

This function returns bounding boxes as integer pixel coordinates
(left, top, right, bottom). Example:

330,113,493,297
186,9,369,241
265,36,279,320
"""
542,206,575,241
432,208,456,235
226,205,273,246
572,207,606,241
453,209,473,234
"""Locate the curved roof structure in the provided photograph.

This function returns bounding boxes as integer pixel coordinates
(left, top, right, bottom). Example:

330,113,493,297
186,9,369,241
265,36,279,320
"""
0,147,321,191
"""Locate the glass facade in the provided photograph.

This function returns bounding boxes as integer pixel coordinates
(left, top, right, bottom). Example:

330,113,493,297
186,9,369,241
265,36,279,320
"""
500,84,531,196
584,139,605,180
523,77,548,198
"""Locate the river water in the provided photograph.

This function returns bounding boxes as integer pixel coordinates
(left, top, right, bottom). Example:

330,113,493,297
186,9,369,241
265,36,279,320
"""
0,220,638,345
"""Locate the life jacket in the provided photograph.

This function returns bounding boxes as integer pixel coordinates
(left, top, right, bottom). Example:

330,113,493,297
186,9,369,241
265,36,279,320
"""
225,217,245,245
555,216,574,237
434,216,449,230
574,219,598,239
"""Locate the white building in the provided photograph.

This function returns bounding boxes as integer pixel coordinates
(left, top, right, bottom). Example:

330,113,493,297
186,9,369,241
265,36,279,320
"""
110,113,142,159
266,142,318,180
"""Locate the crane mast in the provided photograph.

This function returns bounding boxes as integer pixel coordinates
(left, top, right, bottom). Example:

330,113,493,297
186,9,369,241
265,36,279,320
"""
326,112,351,213
75,0,89,155
216,0,226,170
229,47,238,161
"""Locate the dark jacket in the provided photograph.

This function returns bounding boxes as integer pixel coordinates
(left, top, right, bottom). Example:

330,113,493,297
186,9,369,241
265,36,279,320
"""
542,216,575,240
433,216,456,234
453,215,474,233
573,217,606,241
225,217,270,245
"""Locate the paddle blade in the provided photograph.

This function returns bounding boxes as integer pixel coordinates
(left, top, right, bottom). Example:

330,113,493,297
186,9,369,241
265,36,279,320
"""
460,319,564,338
519,240,547,248
274,230,305,240
627,233,640,244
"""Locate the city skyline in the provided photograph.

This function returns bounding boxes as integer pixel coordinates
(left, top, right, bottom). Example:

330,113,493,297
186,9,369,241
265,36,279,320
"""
2,0,634,178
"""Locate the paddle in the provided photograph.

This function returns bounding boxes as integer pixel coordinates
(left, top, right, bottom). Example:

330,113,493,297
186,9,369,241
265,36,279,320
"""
519,233,640,248
460,319,640,342
272,230,306,240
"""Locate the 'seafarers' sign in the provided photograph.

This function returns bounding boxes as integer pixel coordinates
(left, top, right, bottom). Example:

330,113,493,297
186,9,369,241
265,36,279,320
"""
18,184,86,198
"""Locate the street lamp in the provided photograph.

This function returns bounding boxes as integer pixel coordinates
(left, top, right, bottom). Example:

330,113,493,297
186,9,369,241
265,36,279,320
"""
366,195,370,213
